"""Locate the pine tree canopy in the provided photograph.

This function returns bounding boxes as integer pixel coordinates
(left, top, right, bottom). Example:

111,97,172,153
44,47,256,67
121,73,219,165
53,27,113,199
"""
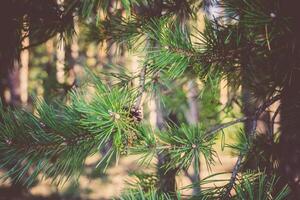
1,0,300,199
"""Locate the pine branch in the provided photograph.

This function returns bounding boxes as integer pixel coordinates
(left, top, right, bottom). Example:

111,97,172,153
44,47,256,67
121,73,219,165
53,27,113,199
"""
205,117,248,137
233,171,290,199
206,94,281,137
254,95,281,118
0,80,136,186
221,94,281,199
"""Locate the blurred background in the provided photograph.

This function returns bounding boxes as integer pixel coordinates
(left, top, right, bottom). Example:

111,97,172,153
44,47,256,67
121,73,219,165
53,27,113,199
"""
0,1,276,199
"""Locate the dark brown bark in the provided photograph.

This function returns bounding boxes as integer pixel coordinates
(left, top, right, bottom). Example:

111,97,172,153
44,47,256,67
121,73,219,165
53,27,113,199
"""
279,72,300,198
157,152,178,195
241,85,256,136
277,1,300,197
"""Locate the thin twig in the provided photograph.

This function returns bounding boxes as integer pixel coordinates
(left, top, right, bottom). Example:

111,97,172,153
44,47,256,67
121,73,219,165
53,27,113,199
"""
222,154,243,199
222,123,256,199
254,95,281,118
269,105,280,141
218,95,281,199
206,117,248,137
205,95,281,138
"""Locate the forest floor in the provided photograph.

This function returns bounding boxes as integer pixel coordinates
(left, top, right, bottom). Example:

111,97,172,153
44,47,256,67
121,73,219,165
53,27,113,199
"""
0,148,236,200
30,147,236,200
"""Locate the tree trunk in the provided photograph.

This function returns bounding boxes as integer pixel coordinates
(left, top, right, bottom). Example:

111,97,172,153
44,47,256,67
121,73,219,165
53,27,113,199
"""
157,151,178,195
186,80,199,124
7,60,20,106
276,1,300,197
241,83,256,137
148,72,177,195
279,71,300,198
19,34,29,105
149,89,177,194
65,18,80,90
56,39,65,84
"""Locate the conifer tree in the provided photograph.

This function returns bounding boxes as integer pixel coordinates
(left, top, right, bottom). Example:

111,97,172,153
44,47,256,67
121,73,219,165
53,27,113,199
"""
0,0,299,199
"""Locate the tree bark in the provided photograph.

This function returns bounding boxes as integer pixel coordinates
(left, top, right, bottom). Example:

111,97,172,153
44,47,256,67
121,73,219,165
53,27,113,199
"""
279,71,300,198
277,1,300,197
157,151,178,195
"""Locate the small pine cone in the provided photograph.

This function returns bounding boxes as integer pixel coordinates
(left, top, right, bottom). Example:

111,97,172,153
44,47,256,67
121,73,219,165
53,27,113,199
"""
130,106,143,123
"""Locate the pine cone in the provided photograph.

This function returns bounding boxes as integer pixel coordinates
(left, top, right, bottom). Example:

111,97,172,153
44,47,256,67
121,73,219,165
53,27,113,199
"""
129,106,143,123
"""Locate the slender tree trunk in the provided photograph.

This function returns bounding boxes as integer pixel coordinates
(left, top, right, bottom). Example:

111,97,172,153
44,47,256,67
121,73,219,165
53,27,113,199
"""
56,0,65,85
7,60,20,106
185,80,201,194
102,0,116,86
186,80,199,124
56,39,65,84
157,153,177,195
19,34,29,105
241,84,256,137
149,88,177,194
65,18,80,89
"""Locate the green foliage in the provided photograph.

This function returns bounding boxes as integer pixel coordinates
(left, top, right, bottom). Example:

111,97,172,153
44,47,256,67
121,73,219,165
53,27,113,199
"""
233,172,290,200
199,75,222,126
79,0,139,18
140,18,198,79
158,125,217,172
226,130,251,156
0,79,136,186
0,102,92,186
221,0,279,28
129,125,157,166
82,13,146,50
70,85,134,150
128,123,218,176
184,171,289,200
183,172,231,199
